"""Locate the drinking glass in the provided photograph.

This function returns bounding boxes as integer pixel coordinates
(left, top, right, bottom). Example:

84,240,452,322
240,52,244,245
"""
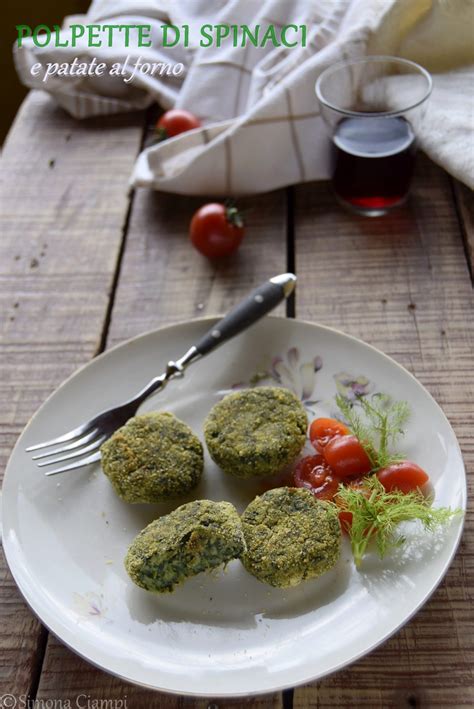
315,56,432,216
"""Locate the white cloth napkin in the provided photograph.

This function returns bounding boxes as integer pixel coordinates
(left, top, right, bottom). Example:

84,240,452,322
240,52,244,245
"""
14,0,474,194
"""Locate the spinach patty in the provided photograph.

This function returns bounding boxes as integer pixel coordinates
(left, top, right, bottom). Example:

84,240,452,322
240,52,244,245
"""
241,487,340,587
125,499,245,593
101,412,203,503
204,387,307,479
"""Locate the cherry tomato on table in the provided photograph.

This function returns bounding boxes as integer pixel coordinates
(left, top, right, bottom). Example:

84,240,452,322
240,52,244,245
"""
377,461,429,493
323,435,372,478
190,203,245,259
156,109,200,139
309,417,349,453
293,454,340,501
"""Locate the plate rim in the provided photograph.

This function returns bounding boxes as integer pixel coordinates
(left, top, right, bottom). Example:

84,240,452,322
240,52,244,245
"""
2,315,467,697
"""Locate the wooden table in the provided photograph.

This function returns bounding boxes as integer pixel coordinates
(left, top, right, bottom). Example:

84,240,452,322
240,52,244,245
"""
1,91,473,708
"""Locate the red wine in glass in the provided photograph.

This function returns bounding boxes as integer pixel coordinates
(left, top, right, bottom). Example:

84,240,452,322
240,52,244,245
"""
332,115,416,214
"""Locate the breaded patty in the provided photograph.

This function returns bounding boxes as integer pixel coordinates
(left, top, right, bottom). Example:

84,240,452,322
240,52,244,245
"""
101,412,203,503
125,499,245,593
241,487,340,587
204,387,307,479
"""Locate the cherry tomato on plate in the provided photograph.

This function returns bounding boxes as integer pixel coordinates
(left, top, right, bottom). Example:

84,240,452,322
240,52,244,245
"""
156,109,200,140
323,435,372,478
338,510,353,532
337,507,375,538
377,461,429,494
309,417,349,453
335,478,369,532
190,203,245,259
293,454,340,501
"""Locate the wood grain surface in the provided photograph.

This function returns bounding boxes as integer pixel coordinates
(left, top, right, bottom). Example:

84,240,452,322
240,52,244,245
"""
105,187,288,348
292,158,474,708
0,91,145,699
0,90,472,709
34,155,288,708
453,180,474,276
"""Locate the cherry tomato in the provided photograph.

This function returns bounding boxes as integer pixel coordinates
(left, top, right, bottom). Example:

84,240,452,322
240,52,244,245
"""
323,435,372,478
190,203,245,259
293,454,340,501
338,510,353,532
309,417,350,453
377,461,429,494
156,109,200,139
335,478,369,532
338,508,375,538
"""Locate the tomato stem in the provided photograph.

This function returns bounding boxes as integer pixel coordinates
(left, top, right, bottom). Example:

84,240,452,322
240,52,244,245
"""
225,204,244,229
154,126,168,142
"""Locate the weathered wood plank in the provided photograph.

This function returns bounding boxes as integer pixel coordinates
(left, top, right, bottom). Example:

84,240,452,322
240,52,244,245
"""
35,184,288,704
0,91,145,698
38,638,283,708
452,180,474,277
106,188,288,347
293,157,474,708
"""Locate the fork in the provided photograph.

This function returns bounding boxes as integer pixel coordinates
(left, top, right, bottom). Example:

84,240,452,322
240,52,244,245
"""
26,273,296,476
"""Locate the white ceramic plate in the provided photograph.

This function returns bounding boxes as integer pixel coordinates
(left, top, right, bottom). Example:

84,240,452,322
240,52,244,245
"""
2,317,466,697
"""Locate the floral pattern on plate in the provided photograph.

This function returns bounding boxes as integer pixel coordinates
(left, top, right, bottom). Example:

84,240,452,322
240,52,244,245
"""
230,347,323,413
73,591,107,619
334,372,372,402
329,372,373,420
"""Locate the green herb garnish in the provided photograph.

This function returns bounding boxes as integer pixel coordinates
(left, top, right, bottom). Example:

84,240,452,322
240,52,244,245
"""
336,393,410,469
335,477,461,567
